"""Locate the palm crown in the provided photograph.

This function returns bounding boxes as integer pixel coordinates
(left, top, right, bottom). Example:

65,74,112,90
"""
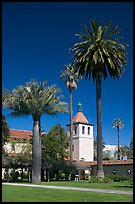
112,118,124,129
60,64,78,90
70,19,128,80
3,79,68,120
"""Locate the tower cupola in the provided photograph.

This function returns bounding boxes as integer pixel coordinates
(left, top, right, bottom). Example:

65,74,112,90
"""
78,102,82,112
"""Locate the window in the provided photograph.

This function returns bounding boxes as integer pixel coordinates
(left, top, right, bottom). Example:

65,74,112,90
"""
88,127,90,135
82,126,85,134
72,145,74,151
113,170,116,174
127,169,131,174
74,126,77,135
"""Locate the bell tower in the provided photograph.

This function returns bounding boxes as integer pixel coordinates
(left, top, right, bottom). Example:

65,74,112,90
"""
67,102,94,162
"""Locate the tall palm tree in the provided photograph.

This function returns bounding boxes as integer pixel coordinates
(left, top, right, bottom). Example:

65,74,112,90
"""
60,64,78,162
112,118,124,160
94,136,105,161
3,79,68,184
70,19,128,178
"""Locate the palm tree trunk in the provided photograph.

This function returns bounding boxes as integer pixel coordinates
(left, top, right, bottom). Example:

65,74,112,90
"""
32,119,41,184
96,77,104,179
117,127,120,160
70,88,73,162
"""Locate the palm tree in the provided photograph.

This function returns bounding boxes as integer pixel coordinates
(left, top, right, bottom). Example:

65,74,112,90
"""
112,118,124,160
70,19,128,178
94,136,105,161
60,64,78,162
3,79,68,184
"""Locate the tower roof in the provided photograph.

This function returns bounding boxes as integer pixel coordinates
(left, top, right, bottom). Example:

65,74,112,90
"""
72,102,89,124
72,112,89,124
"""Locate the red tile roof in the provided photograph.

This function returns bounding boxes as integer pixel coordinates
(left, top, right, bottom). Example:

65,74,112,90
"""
9,129,32,139
85,159,133,166
72,112,89,124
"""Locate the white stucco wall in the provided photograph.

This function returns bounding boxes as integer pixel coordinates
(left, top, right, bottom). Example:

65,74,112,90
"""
79,137,93,161
67,123,94,162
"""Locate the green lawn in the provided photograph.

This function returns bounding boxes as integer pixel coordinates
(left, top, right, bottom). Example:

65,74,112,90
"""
2,185,133,202
40,180,133,191
8,180,132,191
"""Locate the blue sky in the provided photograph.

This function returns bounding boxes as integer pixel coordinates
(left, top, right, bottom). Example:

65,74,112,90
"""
2,2,133,146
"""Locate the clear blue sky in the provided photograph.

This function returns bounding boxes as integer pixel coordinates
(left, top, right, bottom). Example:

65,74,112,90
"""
2,2,133,146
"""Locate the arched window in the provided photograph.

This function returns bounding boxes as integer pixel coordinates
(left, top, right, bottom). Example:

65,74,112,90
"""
74,126,77,135
82,126,85,134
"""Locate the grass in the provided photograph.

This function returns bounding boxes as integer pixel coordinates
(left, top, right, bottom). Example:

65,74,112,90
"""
7,180,132,191
40,180,133,191
2,185,133,202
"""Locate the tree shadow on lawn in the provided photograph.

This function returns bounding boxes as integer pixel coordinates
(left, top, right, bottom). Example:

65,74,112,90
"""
114,183,133,189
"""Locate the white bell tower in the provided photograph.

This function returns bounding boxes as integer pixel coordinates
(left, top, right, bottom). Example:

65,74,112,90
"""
67,102,94,162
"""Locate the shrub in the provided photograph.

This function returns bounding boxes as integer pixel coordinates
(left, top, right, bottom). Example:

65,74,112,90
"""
3,168,10,181
102,176,112,183
120,175,128,181
10,171,20,182
21,172,29,180
89,176,112,183
107,175,129,182
89,176,98,183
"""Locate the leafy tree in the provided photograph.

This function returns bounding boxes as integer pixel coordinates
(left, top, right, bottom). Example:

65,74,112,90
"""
2,115,10,145
70,19,128,178
114,142,133,160
2,88,10,102
2,114,10,166
114,145,128,160
103,149,112,160
3,79,68,184
7,137,32,166
2,88,10,144
42,124,69,164
112,118,124,160
3,137,32,181
120,145,129,159
60,64,78,162
42,124,69,181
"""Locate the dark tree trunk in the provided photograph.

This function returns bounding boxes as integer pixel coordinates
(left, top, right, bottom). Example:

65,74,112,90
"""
70,88,73,162
32,119,41,184
117,127,120,160
96,77,104,178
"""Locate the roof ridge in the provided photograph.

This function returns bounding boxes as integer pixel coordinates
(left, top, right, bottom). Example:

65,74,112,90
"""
10,129,32,132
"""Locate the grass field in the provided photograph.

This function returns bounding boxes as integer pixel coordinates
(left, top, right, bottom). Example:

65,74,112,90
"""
40,180,133,191
2,181,133,202
2,185,133,202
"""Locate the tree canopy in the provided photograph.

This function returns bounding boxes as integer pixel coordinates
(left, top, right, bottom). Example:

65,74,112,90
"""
42,124,69,169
